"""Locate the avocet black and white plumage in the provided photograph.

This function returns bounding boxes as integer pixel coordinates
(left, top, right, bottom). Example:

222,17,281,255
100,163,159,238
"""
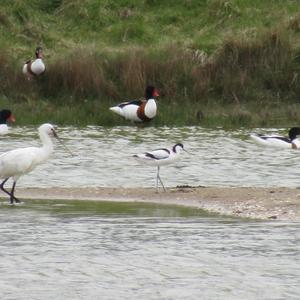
0,124,64,204
250,127,300,149
133,143,186,191
110,85,159,122
22,47,45,79
0,109,15,135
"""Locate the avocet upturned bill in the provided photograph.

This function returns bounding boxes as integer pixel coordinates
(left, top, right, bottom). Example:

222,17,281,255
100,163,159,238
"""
0,124,69,204
109,85,159,122
133,143,187,192
250,127,300,149
23,47,45,79
0,109,15,135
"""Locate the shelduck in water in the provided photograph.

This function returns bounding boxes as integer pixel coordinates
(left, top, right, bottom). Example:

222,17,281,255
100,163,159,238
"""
0,109,15,135
109,85,159,122
22,47,45,79
250,127,300,149
133,143,187,192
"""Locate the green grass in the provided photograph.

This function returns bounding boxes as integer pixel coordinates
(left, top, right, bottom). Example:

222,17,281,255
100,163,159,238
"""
2,95,300,128
1,0,299,57
0,0,300,127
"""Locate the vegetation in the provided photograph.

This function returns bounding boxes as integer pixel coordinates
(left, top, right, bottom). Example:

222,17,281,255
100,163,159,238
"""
0,0,300,127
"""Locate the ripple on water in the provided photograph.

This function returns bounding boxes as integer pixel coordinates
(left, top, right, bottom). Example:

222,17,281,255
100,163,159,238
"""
1,126,300,188
0,202,299,300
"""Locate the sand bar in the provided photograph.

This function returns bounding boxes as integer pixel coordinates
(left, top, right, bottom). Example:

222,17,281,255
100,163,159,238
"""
2,186,298,221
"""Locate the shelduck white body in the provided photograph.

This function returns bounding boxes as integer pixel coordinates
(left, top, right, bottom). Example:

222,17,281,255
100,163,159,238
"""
23,47,45,78
110,85,159,122
133,143,186,191
0,124,58,204
0,109,15,135
250,127,300,149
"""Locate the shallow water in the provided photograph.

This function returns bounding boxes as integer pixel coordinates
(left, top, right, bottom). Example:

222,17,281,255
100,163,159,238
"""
0,201,299,300
1,126,300,189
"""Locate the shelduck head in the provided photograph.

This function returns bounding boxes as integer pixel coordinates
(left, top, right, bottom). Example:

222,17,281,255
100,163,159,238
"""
288,127,300,141
145,85,159,100
0,109,15,124
35,46,43,59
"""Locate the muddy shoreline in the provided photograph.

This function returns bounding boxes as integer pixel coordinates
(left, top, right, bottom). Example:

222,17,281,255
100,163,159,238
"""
1,186,298,221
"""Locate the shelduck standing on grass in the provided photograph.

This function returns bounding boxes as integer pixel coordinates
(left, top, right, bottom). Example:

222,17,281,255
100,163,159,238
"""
109,85,159,122
22,47,45,79
250,127,300,149
0,109,15,135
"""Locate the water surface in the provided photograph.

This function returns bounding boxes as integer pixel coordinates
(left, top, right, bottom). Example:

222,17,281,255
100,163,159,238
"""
0,201,299,300
1,126,300,189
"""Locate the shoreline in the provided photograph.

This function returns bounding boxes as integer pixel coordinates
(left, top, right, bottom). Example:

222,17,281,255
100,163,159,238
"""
2,186,299,221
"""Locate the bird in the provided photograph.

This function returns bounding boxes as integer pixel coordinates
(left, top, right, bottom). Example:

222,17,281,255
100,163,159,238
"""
0,109,15,135
0,123,61,204
250,127,300,149
22,46,45,79
109,85,160,122
133,143,187,192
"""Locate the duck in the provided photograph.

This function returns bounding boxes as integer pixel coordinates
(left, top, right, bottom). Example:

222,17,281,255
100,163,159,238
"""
22,47,45,79
250,127,300,149
109,85,159,122
0,109,15,135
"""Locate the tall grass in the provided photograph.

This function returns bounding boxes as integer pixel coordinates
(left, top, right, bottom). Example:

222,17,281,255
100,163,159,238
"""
0,29,300,126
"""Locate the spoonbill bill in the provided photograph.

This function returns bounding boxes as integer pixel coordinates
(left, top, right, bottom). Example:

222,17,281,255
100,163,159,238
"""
0,123,67,204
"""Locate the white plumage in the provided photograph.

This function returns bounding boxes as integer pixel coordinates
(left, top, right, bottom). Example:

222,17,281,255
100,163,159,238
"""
110,85,159,122
250,127,300,149
133,143,186,191
0,109,15,135
23,47,45,79
0,123,58,204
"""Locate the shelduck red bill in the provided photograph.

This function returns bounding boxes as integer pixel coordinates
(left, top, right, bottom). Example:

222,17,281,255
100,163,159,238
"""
153,88,159,98
8,114,16,123
109,85,159,123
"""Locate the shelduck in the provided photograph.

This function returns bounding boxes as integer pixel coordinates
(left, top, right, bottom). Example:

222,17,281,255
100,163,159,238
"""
22,47,45,79
250,127,300,149
109,85,159,122
0,109,15,135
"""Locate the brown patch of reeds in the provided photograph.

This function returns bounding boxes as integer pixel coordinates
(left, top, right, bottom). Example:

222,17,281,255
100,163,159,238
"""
206,30,295,101
1,29,298,111
41,49,109,99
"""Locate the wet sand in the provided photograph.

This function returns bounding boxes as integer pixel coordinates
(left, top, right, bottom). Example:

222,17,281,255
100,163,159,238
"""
4,186,300,221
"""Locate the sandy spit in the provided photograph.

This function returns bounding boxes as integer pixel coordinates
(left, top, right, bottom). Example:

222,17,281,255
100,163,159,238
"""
3,186,299,221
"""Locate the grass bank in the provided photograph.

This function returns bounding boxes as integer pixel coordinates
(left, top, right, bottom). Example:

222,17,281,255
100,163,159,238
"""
0,1,300,127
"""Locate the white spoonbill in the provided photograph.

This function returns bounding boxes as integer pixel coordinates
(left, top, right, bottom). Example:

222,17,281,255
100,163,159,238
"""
23,46,45,79
109,85,159,122
0,109,15,135
0,123,65,204
250,127,300,149
133,143,187,192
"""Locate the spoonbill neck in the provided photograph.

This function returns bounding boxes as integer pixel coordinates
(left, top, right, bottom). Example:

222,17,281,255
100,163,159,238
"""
39,131,54,152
